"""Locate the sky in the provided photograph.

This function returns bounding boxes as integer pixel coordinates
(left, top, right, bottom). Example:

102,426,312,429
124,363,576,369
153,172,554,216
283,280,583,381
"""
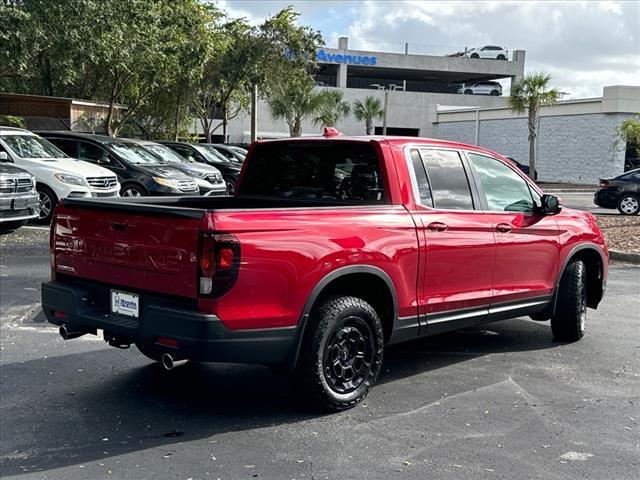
216,0,639,98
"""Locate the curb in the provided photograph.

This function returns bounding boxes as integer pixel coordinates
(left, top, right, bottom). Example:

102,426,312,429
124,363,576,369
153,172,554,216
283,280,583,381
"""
609,250,640,264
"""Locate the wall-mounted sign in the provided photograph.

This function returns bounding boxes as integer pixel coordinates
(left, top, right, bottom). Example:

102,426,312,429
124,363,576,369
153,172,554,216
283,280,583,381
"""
316,48,377,66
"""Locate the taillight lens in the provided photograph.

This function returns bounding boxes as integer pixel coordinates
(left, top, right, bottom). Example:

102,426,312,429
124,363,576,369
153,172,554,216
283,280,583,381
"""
199,233,240,298
599,180,610,188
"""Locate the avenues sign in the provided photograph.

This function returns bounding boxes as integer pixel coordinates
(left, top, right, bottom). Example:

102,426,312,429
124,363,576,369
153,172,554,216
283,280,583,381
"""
316,48,377,66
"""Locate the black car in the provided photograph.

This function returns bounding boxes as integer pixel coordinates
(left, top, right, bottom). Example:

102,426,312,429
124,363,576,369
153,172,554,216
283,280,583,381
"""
40,133,199,197
594,169,640,215
505,156,538,180
205,143,245,163
159,141,242,194
125,139,227,196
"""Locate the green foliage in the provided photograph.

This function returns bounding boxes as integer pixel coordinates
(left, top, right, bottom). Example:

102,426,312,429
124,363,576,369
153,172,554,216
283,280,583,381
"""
508,72,559,179
353,96,384,135
1,1,322,141
613,116,640,157
0,115,26,128
267,75,326,137
313,90,350,128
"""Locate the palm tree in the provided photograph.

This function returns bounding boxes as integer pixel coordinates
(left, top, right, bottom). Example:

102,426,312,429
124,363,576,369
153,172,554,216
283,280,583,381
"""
508,73,560,181
267,76,326,137
312,90,350,128
353,96,384,135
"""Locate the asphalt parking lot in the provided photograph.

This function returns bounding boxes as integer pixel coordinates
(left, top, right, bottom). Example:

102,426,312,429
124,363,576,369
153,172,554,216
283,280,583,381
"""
1,225,639,480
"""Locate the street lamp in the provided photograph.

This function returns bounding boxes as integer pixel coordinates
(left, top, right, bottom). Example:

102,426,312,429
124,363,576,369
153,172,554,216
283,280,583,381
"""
369,83,394,135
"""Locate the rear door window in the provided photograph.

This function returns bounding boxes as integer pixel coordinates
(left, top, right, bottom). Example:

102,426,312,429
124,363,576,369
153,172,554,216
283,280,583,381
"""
409,149,433,206
239,141,386,203
420,149,474,210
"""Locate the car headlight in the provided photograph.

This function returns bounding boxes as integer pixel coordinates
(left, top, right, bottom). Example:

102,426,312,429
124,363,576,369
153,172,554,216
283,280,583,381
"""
54,173,86,186
153,177,180,188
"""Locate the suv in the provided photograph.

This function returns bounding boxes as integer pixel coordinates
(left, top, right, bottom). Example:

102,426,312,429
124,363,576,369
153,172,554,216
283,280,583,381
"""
464,81,503,96
124,139,227,196
0,157,39,231
0,128,119,222
43,133,608,411
465,46,509,60
40,133,198,198
160,141,242,194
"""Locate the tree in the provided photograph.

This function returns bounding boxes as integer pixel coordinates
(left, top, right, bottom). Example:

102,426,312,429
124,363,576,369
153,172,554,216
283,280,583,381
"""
353,96,384,135
267,74,326,137
313,90,350,128
508,73,560,180
612,116,640,159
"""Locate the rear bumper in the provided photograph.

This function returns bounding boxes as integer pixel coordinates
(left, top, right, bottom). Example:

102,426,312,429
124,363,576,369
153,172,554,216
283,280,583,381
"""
41,281,296,365
594,190,617,208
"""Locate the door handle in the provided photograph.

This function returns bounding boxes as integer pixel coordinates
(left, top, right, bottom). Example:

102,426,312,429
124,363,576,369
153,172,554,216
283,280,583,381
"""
427,222,448,232
495,223,513,233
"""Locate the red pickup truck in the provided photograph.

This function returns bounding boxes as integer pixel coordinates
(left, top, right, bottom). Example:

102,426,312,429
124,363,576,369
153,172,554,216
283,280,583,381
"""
42,134,608,411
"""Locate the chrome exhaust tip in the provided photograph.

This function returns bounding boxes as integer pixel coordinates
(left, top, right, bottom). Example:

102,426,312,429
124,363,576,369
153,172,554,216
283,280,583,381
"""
59,325,88,340
161,353,187,371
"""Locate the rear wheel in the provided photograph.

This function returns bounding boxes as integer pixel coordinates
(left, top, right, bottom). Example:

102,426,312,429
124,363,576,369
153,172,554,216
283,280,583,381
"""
294,296,384,412
470,53,479,59
551,259,587,342
490,90,500,96
497,54,506,60
617,194,639,215
36,185,57,224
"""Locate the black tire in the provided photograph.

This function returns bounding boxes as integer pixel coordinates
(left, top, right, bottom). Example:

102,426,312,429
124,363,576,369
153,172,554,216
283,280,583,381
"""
617,194,640,215
120,183,147,198
225,179,236,195
36,184,57,224
294,296,384,412
551,259,587,342
0,219,29,232
490,90,500,96
470,53,479,59
464,89,473,95
135,343,163,362
497,54,506,60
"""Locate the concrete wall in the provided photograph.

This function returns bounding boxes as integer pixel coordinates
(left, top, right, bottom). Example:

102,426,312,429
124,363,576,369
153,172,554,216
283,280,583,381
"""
225,87,509,143
432,113,632,183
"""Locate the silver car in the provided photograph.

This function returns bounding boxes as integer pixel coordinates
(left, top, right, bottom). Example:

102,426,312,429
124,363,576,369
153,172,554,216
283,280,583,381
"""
0,152,40,231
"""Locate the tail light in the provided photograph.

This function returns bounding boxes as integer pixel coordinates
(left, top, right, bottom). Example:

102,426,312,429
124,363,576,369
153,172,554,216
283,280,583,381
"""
599,180,610,188
198,233,240,298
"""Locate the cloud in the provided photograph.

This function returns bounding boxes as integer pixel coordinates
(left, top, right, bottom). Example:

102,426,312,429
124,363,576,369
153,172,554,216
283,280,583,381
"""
216,0,639,97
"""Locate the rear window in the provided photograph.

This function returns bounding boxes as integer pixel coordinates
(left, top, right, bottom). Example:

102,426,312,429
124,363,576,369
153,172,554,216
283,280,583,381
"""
239,141,386,203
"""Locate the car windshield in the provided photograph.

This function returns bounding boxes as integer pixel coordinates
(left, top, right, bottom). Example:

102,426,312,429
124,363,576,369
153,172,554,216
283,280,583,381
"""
142,143,191,164
108,142,165,165
194,145,232,163
229,146,247,155
2,134,67,159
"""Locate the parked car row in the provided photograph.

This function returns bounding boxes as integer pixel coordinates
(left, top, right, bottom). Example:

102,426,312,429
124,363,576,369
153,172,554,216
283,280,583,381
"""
594,168,640,215
0,127,247,227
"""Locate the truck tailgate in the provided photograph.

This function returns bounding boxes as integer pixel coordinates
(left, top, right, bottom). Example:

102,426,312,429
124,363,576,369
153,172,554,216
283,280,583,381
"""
52,204,203,298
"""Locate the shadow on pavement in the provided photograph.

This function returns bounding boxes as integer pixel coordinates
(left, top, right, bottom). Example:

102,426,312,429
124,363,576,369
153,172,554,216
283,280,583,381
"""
0,318,558,475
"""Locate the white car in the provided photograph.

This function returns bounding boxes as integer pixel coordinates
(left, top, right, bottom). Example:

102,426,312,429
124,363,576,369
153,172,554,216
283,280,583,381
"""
462,81,503,96
465,46,509,60
0,128,119,222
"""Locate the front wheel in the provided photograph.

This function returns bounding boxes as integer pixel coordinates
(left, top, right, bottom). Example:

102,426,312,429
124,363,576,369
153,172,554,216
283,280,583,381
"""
294,296,384,412
617,194,639,215
551,259,587,342
121,184,146,197
464,89,473,95
36,185,57,224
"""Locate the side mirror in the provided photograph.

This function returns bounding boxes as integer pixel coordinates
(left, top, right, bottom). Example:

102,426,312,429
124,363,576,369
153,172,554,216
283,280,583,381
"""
0,152,10,162
540,194,562,215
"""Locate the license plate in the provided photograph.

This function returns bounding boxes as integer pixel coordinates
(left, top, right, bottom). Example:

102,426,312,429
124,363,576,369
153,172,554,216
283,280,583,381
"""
111,290,139,318
12,198,30,210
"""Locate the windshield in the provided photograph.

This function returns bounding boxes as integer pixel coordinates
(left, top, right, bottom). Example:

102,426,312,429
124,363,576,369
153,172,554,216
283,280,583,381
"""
2,134,67,159
196,145,232,163
230,146,247,155
142,143,191,164
108,142,165,165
